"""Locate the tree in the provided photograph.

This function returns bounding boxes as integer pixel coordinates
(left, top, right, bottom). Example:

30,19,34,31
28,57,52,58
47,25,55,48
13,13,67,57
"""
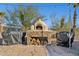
18,5,39,30
60,16,65,28
65,18,71,31
69,3,79,28
50,15,60,30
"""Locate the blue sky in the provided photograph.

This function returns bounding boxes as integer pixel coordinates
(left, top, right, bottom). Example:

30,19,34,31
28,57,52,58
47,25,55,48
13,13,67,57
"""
0,3,79,28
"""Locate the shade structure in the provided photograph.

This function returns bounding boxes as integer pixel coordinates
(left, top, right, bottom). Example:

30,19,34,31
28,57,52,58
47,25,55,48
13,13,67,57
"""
1,31,22,45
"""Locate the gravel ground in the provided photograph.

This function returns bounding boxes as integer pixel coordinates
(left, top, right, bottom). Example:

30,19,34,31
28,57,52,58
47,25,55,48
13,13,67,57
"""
0,41,79,56
0,45,47,56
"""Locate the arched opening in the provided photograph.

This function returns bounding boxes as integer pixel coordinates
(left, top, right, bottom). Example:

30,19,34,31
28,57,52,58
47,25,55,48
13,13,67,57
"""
36,25,43,30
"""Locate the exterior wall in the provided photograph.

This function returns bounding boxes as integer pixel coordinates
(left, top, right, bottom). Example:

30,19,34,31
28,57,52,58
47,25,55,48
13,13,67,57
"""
0,24,7,39
0,24,6,33
26,30,57,44
31,19,48,31
0,15,7,33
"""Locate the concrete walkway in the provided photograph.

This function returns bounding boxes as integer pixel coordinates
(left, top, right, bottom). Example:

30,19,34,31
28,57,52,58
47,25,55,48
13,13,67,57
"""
46,41,79,56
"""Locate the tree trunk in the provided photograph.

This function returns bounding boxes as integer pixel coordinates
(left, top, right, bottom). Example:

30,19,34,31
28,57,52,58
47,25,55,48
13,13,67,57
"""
73,8,77,28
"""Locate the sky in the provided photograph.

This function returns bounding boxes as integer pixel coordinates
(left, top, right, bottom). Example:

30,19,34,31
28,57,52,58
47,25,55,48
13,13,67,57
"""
0,3,79,28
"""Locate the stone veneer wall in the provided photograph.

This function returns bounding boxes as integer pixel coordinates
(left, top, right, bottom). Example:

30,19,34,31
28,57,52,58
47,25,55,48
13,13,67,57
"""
26,30,57,44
